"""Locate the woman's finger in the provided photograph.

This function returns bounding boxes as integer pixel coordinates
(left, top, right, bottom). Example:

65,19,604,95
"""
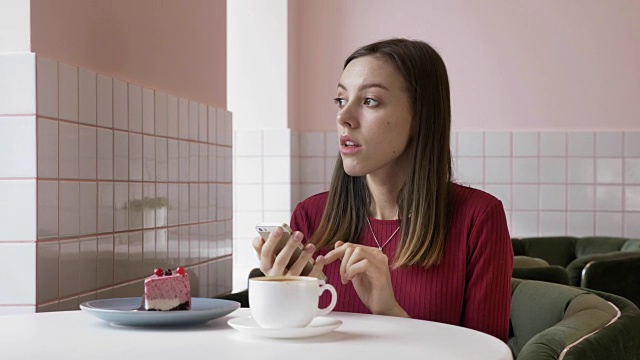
287,242,315,276
339,245,356,284
307,255,326,279
252,236,265,261
272,231,303,274
259,227,284,273
344,258,370,282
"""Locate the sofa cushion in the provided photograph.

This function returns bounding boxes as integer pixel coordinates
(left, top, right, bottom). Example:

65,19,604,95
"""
513,256,550,267
566,252,640,286
575,237,628,258
513,237,577,267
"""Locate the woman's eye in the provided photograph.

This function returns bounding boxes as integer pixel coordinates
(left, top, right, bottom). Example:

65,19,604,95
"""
333,97,347,107
363,98,379,106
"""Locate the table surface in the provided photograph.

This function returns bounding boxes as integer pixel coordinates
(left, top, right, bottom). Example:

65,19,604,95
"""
0,308,513,360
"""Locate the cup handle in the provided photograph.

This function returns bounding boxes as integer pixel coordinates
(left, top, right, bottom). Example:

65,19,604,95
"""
316,283,337,317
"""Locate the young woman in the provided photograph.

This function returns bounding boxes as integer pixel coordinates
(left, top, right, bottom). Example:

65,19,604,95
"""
253,38,512,342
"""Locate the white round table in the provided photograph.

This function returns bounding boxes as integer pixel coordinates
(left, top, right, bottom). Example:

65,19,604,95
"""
0,308,513,360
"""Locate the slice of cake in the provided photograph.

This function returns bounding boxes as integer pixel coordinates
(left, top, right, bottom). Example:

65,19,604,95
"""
144,266,191,311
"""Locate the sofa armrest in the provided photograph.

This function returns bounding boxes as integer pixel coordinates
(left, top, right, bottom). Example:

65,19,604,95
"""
566,252,640,286
512,266,570,285
581,256,640,307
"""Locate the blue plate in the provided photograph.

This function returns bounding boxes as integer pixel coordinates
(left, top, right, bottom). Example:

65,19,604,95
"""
80,297,240,327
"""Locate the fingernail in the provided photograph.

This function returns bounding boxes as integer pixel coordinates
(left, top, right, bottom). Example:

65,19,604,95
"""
344,272,349,280
273,227,282,236
305,243,315,253
316,255,325,264
293,232,303,241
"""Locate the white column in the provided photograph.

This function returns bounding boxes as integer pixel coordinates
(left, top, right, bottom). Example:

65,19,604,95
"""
0,0,37,315
228,0,295,291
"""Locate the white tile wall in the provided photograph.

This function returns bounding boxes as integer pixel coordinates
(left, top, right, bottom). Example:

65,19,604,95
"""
232,128,640,290
0,116,36,177
0,53,36,115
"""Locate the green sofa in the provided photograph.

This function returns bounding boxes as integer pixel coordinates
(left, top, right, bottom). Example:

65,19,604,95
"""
510,278,640,359
511,236,640,307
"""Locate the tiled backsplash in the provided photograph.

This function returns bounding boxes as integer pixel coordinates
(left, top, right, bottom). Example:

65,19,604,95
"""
0,55,233,315
233,129,640,291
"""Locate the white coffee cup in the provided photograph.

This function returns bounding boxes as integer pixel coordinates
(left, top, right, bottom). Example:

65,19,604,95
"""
249,276,338,329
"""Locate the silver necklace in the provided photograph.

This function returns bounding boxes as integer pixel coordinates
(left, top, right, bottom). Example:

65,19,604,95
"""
366,217,400,250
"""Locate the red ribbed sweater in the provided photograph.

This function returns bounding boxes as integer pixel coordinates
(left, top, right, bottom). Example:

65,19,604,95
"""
290,183,513,342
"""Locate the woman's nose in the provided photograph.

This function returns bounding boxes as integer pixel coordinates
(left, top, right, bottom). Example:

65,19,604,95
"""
337,103,358,129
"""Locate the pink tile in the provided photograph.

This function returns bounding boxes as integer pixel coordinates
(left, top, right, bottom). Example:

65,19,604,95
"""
59,239,79,298
37,181,58,239
216,109,226,145
199,184,209,222
156,138,168,182
79,182,97,235
155,92,168,137
128,183,143,230
167,183,179,226
129,231,146,280
179,141,190,182
37,118,58,178
59,181,80,237
199,223,208,261
208,145,217,182
190,143,199,182
58,297,79,312
156,229,169,268
167,139,179,182
113,183,129,231
97,129,113,180
143,135,156,182
199,103,208,142
199,143,208,182
596,213,623,236
97,182,114,233
128,84,142,133
625,159,640,184
596,158,622,184
113,131,128,181
97,235,114,288
143,230,156,275
540,211,566,236
78,69,97,125
58,63,78,122
156,183,168,227
142,88,154,135
79,237,97,293
189,101,199,141
179,226,190,265
97,75,113,128
113,233,129,283
178,98,189,139
129,133,143,181
37,301,59,313
189,184,199,223
168,227,180,265
59,122,79,179
512,132,538,157
207,106,217,145
78,125,97,180
209,184,217,222
36,242,59,303
167,95,178,138
113,79,128,131
143,183,156,229
36,57,58,118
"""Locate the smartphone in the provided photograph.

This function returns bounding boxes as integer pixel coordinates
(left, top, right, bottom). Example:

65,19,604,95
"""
256,223,326,281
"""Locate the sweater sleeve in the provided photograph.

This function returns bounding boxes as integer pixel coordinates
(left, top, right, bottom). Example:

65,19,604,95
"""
462,200,513,342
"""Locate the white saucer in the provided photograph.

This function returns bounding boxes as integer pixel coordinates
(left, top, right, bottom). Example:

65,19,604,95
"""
227,316,342,339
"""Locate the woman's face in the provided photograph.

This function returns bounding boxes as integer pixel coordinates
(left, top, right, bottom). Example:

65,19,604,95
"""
335,56,413,178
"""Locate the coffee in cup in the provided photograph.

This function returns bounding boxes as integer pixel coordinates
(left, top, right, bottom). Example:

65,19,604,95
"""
249,276,337,328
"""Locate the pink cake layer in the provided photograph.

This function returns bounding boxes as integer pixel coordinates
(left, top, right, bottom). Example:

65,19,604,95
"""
144,273,191,310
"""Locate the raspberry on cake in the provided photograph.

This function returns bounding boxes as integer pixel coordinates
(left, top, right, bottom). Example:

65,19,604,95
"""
144,266,191,311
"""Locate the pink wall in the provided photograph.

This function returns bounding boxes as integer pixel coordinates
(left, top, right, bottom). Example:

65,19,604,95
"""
290,0,640,131
30,0,226,108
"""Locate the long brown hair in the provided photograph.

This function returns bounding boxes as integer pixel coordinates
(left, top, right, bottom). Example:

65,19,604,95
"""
310,38,453,269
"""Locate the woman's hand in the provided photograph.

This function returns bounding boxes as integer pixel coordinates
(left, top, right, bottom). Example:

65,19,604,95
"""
252,227,326,278
324,241,408,317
